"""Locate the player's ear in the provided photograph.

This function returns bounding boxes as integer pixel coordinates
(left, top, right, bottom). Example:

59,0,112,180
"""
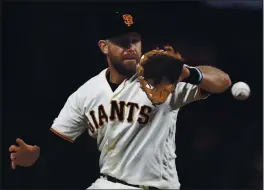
98,40,108,54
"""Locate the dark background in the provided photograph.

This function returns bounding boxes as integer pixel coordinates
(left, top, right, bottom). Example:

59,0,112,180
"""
2,1,263,189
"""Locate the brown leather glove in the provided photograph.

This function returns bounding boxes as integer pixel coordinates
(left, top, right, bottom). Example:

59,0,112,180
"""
136,45,185,105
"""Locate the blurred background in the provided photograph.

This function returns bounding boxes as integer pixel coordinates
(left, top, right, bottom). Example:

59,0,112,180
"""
2,1,263,189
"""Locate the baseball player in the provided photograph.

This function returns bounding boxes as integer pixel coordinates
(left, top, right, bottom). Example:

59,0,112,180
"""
9,11,231,189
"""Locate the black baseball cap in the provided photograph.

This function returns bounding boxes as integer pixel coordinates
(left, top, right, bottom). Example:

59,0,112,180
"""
97,11,142,40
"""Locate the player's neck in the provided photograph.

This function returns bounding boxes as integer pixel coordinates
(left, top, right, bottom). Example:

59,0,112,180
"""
108,66,127,85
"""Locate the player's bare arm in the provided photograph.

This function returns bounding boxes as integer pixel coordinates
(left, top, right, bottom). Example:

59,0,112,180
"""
180,64,231,93
196,65,231,93
9,138,40,169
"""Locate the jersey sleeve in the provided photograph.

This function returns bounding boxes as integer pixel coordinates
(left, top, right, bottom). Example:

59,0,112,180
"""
50,88,88,143
170,82,210,109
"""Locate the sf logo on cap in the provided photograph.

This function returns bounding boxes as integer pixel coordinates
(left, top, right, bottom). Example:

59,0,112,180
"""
122,14,134,27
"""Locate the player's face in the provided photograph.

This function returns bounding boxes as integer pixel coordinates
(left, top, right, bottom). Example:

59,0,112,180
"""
106,32,142,76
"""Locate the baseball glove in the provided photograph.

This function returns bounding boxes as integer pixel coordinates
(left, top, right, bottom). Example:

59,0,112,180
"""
136,45,184,105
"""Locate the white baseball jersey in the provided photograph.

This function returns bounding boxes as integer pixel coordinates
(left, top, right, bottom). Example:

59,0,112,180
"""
51,68,208,189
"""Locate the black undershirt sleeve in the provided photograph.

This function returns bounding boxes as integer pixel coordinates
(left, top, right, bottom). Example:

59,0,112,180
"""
30,129,76,188
24,128,99,189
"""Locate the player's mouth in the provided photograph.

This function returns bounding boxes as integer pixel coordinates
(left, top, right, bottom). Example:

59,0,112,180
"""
124,58,137,62
123,51,138,57
123,55,137,59
122,54,138,62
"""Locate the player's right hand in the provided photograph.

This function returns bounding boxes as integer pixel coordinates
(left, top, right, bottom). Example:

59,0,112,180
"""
9,138,40,169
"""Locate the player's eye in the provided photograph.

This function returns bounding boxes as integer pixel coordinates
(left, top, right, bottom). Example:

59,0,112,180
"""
113,40,133,48
117,40,130,48
131,39,140,44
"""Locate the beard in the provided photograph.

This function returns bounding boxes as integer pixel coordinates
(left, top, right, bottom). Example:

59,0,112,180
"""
108,53,138,76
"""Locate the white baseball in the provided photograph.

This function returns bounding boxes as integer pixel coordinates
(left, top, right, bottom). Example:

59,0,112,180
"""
231,82,251,100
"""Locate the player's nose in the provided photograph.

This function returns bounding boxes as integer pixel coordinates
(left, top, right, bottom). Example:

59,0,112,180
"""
125,42,136,51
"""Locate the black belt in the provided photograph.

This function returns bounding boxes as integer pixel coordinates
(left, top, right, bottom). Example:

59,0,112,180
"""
104,175,160,190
